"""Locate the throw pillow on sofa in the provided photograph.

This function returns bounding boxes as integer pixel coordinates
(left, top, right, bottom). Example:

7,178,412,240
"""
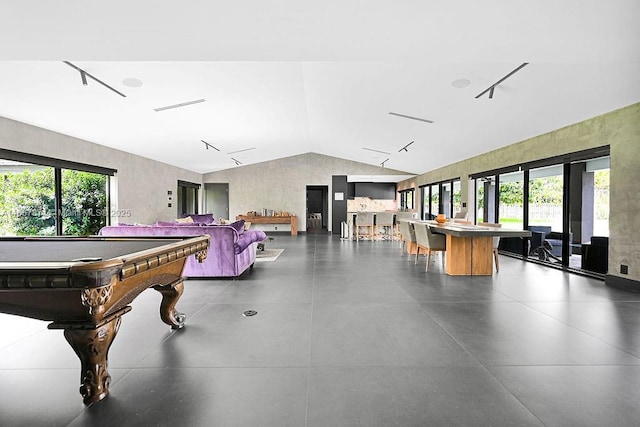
175,216,195,224
180,213,216,224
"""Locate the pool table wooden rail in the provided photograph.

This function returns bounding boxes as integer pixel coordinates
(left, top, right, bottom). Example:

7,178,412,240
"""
0,235,209,405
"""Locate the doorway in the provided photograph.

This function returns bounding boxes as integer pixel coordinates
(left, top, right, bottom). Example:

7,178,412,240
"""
204,183,229,222
306,185,328,233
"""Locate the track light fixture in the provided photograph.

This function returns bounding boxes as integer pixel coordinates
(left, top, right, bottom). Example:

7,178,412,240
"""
398,141,414,153
475,63,529,99
201,140,220,151
231,158,242,165
381,158,389,167
63,61,126,97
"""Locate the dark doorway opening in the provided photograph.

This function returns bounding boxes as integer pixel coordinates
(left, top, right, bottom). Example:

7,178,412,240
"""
306,185,328,234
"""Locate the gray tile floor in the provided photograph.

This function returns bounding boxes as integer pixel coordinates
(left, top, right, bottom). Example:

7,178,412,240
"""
1,235,639,426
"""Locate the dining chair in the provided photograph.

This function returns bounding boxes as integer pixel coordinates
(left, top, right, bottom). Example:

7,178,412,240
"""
451,219,472,224
355,212,375,241
479,222,502,272
398,220,416,257
453,211,469,220
394,212,414,241
413,222,446,271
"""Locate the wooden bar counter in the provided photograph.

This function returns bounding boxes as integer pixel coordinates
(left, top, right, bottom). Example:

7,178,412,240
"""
236,215,298,236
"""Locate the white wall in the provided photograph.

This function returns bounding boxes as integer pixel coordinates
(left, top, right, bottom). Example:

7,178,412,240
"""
0,116,201,225
202,152,407,232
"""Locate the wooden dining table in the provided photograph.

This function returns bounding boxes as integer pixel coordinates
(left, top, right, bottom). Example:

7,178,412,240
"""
411,220,531,276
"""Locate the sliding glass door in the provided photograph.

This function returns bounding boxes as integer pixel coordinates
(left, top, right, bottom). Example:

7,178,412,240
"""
527,165,565,265
1,154,112,237
452,180,462,217
430,184,439,217
471,148,610,275
498,171,524,230
572,157,610,273
420,178,464,221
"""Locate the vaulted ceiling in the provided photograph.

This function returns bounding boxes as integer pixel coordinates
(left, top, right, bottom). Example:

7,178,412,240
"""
1,1,639,175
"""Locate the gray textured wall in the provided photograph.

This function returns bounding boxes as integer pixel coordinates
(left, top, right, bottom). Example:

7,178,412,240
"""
202,152,406,232
0,116,202,225
397,103,640,282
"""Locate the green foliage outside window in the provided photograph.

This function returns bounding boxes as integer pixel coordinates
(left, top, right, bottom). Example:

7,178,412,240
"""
0,168,56,235
62,170,108,235
0,168,107,236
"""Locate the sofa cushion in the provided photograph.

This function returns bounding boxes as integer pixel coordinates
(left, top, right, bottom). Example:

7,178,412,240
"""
156,221,208,227
182,213,216,224
175,216,195,224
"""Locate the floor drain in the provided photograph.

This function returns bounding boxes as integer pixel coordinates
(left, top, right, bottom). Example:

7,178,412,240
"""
243,310,258,317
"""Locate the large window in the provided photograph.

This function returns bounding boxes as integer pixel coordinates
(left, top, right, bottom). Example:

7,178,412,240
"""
399,188,414,210
498,171,524,230
452,180,462,217
61,169,108,235
420,179,462,220
588,158,610,237
471,147,610,275
0,151,112,237
429,184,439,216
476,176,497,224
442,182,452,217
0,160,56,236
528,165,563,230
420,184,437,220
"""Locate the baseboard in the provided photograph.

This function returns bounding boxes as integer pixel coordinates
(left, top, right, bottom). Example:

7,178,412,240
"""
606,274,640,293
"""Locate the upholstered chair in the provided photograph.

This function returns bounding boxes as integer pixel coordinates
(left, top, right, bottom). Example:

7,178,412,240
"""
394,212,415,240
398,220,416,256
453,211,469,220
413,222,446,271
479,222,502,272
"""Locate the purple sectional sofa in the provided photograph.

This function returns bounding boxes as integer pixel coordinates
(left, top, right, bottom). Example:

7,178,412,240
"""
99,217,267,278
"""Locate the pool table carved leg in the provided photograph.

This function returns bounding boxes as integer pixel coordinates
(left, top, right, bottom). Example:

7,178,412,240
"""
153,279,186,329
63,316,121,405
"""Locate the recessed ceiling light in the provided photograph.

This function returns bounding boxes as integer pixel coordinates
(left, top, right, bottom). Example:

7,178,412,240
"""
452,78,471,88
122,78,143,88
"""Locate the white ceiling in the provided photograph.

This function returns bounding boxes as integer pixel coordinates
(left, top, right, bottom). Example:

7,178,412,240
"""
1,1,639,175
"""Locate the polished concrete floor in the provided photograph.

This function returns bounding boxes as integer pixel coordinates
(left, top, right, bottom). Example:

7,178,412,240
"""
1,235,639,426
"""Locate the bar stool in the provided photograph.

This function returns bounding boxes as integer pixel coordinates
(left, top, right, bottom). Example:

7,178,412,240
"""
374,212,395,240
355,212,375,241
